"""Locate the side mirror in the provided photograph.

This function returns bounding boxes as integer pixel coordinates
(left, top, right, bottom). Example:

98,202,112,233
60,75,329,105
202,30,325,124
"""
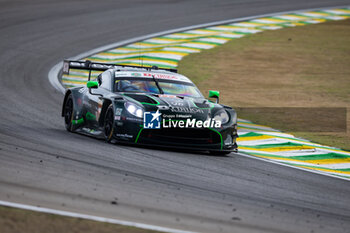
208,90,220,103
87,81,98,89
87,81,103,98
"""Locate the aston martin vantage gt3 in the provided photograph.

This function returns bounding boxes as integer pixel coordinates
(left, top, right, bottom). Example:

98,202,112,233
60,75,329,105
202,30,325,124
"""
61,60,238,154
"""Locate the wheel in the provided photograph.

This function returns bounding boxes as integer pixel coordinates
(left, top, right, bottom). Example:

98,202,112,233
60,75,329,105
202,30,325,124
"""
63,94,74,132
209,150,231,156
104,104,115,142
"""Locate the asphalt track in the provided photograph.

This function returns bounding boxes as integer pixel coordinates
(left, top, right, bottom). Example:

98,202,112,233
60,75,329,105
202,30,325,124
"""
1,1,350,232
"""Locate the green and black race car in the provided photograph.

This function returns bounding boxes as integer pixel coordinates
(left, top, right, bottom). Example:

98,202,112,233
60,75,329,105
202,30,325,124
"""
62,60,238,154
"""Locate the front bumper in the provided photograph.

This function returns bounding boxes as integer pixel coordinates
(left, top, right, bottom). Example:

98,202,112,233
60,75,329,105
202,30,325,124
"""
112,108,238,152
115,121,237,151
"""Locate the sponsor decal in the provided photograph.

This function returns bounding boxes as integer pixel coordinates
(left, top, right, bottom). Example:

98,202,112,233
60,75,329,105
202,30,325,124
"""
157,105,170,110
159,94,177,98
144,110,162,129
114,71,190,83
131,72,142,77
143,110,221,129
170,107,204,114
162,114,192,119
163,118,221,128
116,133,133,138
143,73,178,81
78,87,87,93
115,72,129,77
170,101,184,106
126,117,143,122
63,61,70,74
77,98,82,106
115,108,123,116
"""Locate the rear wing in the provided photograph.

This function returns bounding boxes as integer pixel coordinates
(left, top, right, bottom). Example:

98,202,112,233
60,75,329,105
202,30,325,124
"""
62,60,177,79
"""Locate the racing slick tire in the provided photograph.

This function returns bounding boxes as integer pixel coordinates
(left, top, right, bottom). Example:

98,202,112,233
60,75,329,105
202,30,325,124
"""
104,104,115,142
63,94,74,132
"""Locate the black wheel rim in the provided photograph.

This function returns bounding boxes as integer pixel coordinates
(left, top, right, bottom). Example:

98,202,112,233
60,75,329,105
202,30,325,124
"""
105,109,114,138
64,98,73,125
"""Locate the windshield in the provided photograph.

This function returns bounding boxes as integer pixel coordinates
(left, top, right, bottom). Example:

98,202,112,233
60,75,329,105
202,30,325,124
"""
114,78,203,98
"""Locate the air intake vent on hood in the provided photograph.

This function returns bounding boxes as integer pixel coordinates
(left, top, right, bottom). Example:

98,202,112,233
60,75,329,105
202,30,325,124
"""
124,94,158,104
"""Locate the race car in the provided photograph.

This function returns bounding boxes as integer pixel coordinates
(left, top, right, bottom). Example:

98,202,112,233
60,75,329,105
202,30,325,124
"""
61,60,238,154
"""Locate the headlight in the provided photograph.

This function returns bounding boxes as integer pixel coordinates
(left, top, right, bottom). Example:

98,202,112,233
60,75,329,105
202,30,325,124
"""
213,109,229,125
125,102,143,118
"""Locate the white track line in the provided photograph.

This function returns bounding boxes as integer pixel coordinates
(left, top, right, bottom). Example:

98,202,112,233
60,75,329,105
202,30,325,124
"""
48,61,65,93
0,200,196,233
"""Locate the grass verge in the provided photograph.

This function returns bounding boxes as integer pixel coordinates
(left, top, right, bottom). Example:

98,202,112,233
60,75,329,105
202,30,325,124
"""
0,205,162,233
178,19,350,151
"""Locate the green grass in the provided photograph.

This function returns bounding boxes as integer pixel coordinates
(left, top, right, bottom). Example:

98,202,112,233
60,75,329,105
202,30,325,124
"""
178,19,350,150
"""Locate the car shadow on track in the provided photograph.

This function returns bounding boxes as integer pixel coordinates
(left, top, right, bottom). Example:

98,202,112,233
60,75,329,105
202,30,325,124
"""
50,128,235,157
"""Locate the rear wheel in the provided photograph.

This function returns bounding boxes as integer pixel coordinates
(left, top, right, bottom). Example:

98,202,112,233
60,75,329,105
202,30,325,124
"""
104,105,115,142
64,94,74,132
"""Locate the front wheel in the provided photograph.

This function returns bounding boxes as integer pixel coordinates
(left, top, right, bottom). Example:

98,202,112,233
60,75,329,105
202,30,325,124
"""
104,105,115,142
63,94,74,132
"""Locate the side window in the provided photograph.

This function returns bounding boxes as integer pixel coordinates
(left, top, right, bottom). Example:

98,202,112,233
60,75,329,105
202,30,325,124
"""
99,71,112,91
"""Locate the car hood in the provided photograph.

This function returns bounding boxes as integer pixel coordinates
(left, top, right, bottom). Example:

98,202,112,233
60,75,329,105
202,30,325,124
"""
122,93,220,120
